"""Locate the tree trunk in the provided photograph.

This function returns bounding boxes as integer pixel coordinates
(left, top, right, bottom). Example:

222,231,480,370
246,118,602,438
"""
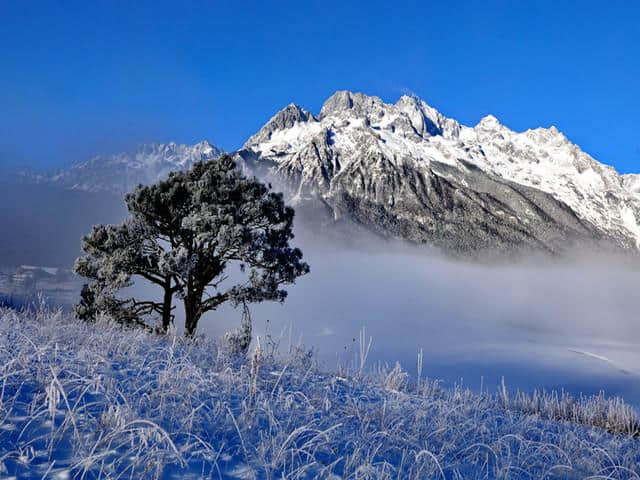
160,280,173,333
184,293,202,338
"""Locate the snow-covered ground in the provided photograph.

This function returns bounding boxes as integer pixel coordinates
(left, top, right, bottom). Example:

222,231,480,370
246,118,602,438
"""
3,305,640,479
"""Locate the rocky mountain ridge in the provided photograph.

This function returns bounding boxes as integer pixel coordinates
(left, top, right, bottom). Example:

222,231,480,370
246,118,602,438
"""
237,91,640,255
13,91,640,256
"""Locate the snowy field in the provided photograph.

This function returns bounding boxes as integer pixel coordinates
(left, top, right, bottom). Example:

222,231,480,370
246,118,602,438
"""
206,247,640,408
1,307,640,479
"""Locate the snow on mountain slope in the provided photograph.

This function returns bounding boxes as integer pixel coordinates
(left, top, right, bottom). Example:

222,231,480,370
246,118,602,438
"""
239,91,640,254
12,93,638,256
462,115,640,247
24,140,224,195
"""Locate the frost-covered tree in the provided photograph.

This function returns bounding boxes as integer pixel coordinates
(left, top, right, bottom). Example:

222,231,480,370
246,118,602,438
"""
74,219,173,331
74,155,309,336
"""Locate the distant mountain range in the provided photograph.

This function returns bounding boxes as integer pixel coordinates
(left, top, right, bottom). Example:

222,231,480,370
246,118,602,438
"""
13,91,640,256
17,141,223,196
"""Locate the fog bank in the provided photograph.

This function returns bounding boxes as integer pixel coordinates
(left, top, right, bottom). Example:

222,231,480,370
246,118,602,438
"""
200,238,640,404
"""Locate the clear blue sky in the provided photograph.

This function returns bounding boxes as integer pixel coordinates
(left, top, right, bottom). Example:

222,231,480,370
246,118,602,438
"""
2,1,639,172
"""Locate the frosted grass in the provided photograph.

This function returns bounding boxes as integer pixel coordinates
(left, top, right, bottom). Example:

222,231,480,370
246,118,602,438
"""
0,307,639,479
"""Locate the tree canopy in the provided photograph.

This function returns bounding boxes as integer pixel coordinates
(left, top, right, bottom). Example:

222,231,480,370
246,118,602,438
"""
74,155,309,336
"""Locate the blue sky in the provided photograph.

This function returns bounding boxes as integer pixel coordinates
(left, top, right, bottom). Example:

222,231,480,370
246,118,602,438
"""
1,1,639,172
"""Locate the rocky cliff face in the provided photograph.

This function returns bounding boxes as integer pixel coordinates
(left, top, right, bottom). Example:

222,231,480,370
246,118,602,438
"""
238,91,640,256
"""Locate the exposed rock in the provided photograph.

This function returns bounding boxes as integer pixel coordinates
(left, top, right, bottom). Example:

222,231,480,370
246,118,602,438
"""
239,91,640,256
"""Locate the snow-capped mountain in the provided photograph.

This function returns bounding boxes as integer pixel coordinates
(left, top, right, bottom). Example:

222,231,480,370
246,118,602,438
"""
22,141,224,195
14,92,640,256
238,91,640,255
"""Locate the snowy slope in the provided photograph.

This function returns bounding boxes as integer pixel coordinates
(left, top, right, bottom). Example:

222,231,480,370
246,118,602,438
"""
239,91,640,254
2,308,640,479
22,140,224,195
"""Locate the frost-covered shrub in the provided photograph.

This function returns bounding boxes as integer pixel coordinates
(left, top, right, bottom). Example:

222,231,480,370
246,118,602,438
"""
224,302,253,355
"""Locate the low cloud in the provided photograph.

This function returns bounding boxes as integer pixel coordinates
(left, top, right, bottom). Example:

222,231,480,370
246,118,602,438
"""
198,233,640,401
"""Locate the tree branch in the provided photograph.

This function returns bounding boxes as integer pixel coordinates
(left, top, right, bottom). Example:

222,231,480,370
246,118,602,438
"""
137,271,168,286
200,292,229,312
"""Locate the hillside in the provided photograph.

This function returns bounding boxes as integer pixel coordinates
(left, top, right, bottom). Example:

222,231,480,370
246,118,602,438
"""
1,307,639,479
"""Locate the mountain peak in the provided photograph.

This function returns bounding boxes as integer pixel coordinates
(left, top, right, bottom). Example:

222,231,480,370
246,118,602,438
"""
476,114,501,129
245,103,314,147
192,139,223,156
395,93,438,116
279,103,310,117
395,93,427,108
394,94,460,138
319,90,354,117
523,125,570,145
318,90,385,119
